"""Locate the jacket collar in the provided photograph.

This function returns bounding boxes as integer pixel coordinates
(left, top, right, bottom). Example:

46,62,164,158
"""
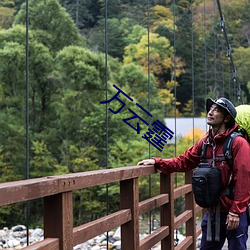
206,124,239,143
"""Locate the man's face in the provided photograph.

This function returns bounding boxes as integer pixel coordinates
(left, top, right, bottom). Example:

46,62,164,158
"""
207,104,226,127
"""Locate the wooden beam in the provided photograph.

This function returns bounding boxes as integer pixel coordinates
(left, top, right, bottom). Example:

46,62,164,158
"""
120,178,140,250
185,171,196,250
174,184,192,199
139,226,169,250
174,210,192,229
0,165,156,206
44,192,73,250
160,173,174,250
139,194,169,215
175,236,193,250
73,209,131,245
0,177,59,206
22,238,59,250
58,165,156,192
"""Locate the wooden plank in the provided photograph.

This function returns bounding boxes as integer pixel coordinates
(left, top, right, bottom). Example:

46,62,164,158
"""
57,165,156,192
140,226,169,250
196,226,202,237
139,194,169,215
73,209,131,245
0,165,156,206
44,192,73,250
161,173,174,250
175,236,193,250
195,204,203,213
174,184,192,199
0,177,59,206
120,178,140,250
185,171,196,250
22,238,59,250
174,210,192,229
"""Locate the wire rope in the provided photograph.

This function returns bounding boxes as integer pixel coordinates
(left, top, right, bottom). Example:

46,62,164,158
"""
172,0,179,245
213,0,217,95
215,0,242,104
25,0,30,245
147,0,152,234
191,0,195,145
203,0,207,98
104,0,109,248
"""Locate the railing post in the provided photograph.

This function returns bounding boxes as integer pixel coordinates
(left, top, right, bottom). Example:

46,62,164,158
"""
160,173,174,250
44,192,73,250
185,171,196,250
120,178,139,250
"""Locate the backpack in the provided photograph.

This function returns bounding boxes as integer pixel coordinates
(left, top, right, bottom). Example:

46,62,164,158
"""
192,104,250,241
235,105,250,142
192,131,241,208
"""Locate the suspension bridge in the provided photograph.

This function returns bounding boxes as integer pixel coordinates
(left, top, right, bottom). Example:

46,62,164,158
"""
0,0,249,249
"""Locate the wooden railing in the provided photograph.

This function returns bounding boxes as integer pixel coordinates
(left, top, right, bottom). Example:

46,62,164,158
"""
0,165,203,250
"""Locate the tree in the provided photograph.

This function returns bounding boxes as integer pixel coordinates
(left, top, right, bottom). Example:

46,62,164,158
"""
86,17,139,60
124,32,185,87
234,46,250,102
148,5,174,33
61,0,101,29
14,0,84,52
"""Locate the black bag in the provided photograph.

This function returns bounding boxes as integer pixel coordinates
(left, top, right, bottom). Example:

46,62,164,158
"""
192,132,241,208
192,163,221,208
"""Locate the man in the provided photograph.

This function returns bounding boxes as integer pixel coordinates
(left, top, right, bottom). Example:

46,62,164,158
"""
138,97,250,250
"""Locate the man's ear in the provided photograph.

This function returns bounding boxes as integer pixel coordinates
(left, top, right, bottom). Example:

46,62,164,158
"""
224,114,232,123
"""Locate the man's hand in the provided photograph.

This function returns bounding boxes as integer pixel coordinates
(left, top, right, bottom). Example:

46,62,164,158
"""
226,213,240,230
137,159,155,166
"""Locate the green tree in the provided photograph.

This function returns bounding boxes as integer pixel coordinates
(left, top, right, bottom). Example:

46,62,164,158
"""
61,0,101,28
14,0,84,52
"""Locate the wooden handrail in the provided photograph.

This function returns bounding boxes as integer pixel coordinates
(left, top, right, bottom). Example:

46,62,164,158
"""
0,165,203,250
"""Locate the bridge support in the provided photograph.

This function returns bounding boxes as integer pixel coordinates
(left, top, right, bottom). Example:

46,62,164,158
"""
161,173,174,250
44,192,73,250
120,178,140,250
185,171,197,250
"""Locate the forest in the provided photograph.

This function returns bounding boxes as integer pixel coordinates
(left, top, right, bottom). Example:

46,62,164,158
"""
0,0,249,228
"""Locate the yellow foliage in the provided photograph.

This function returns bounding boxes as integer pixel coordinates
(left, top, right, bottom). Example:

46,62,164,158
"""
200,111,207,118
149,5,174,31
166,80,180,91
183,99,193,114
176,128,205,156
158,89,174,105
184,128,205,142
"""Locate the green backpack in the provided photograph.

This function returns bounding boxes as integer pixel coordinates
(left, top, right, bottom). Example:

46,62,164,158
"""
235,105,250,142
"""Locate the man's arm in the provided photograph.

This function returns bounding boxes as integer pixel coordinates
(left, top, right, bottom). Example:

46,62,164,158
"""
230,136,250,215
137,139,204,174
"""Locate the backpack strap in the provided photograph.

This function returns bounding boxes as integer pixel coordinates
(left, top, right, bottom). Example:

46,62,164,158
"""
223,132,242,200
223,132,242,169
200,142,208,163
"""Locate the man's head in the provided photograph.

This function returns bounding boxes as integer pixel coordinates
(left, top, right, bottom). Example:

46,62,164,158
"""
206,97,237,129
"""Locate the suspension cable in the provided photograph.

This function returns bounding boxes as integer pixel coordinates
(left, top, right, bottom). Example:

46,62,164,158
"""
173,0,177,158
104,0,109,248
216,0,242,104
147,0,152,234
213,0,217,95
172,0,179,245
25,0,30,245
191,0,195,145
203,0,207,98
